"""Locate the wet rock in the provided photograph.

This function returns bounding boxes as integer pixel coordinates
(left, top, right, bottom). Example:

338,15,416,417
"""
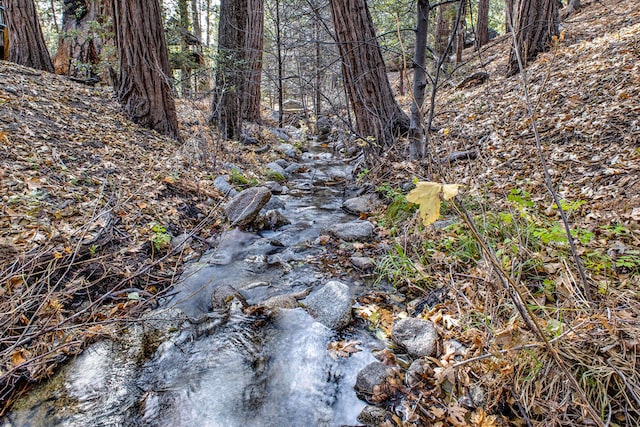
350,256,375,271
315,116,332,141
259,288,310,311
263,181,286,194
327,220,375,242
342,194,382,215
224,187,272,226
263,195,285,211
266,162,289,178
213,175,238,197
405,358,434,388
391,317,437,358
303,280,352,330
257,210,291,230
357,405,389,426
210,284,248,311
354,361,398,402
284,162,304,174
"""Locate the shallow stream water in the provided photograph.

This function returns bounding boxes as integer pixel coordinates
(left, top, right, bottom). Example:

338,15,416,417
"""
2,140,381,427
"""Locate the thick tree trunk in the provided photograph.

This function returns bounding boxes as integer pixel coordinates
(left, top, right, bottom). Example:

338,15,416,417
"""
329,0,408,151
476,0,490,48
53,0,111,80
507,0,559,75
3,0,54,72
409,0,429,160
243,0,263,122
211,0,247,139
112,0,179,139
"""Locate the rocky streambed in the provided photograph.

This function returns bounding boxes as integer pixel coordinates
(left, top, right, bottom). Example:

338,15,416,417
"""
2,136,396,426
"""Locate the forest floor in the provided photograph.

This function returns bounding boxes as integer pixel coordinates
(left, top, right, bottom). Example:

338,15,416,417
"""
0,0,639,424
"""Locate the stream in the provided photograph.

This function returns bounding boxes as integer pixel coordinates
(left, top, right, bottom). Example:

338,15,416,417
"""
2,138,382,427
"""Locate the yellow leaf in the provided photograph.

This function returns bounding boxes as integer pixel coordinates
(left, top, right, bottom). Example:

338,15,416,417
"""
443,128,450,136
406,181,461,226
11,350,27,366
442,184,462,200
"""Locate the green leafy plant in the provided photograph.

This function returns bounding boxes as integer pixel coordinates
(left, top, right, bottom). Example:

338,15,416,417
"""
150,223,171,251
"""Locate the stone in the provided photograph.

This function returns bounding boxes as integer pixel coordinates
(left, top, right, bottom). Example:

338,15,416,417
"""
391,317,437,358
284,163,304,174
269,128,290,142
213,175,238,197
263,181,285,194
274,158,289,168
265,162,289,178
354,361,398,402
342,194,382,215
357,405,388,426
303,280,352,330
224,187,272,226
262,195,285,211
350,256,375,271
327,220,375,242
257,210,291,230
170,233,192,249
405,358,434,388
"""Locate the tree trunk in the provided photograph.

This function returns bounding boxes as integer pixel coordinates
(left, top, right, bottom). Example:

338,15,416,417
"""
435,4,451,63
409,0,429,160
3,0,54,72
112,0,179,139
329,0,409,152
507,0,559,75
455,0,465,63
211,0,248,139
178,0,192,97
476,0,490,48
243,0,263,122
53,0,111,80
274,0,284,127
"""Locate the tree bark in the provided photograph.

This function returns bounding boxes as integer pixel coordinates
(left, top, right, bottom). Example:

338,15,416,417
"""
112,0,179,139
507,0,559,75
476,0,490,48
211,0,248,139
329,0,408,152
3,0,54,72
435,3,451,62
243,0,264,122
409,0,430,160
53,0,111,80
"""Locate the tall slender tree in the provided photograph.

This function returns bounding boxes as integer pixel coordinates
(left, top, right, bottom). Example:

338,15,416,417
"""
476,0,490,48
507,0,559,75
111,0,179,139
2,0,54,72
329,0,408,153
409,0,430,160
211,0,248,139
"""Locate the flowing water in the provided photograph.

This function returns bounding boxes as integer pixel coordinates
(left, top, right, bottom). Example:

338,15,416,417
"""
2,140,381,427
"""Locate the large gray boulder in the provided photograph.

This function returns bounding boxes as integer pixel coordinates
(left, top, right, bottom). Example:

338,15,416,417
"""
224,187,272,226
391,317,437,358
303,280,352,330
327,220,375,242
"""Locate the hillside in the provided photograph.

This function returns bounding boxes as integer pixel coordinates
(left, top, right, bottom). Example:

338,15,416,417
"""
0,0,639,424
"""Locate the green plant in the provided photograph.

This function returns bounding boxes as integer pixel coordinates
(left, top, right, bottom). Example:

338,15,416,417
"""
150,223,171,251
264,170,286,182
375,243,430,288
615,251,640,272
